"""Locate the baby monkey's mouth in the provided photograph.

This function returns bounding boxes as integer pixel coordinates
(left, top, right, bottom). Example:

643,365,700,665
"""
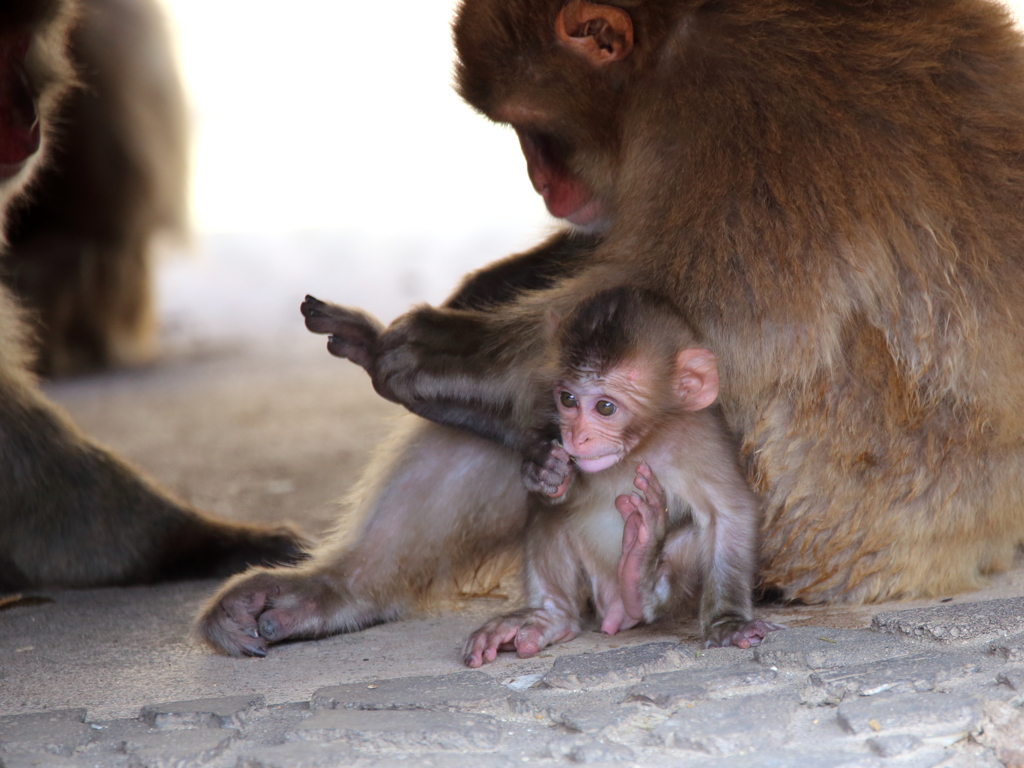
571,452,621,473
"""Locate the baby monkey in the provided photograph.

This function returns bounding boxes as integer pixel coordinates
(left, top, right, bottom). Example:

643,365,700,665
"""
463,287,779,666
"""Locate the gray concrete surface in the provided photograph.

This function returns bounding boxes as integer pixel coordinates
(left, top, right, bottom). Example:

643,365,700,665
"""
2,328,1024,767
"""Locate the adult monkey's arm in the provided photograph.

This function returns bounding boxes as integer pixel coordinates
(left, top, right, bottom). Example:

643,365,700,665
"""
352,231,600,452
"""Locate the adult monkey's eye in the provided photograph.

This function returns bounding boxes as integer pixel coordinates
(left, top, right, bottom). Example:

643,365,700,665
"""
596,400,616,416
560,391,578,408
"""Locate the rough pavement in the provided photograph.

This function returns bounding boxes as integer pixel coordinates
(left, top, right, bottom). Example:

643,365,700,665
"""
2,332,1023,767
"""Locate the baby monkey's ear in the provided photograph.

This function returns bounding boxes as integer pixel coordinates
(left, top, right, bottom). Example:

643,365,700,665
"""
675,348,719,411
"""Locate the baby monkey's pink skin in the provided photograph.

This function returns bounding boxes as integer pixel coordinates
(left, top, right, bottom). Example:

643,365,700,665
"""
615,461,670,624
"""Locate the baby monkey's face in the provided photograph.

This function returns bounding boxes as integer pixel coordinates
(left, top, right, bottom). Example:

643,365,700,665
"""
555,367,647,473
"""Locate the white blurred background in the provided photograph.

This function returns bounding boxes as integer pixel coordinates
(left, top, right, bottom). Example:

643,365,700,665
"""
155,0,1024,347
157,0,554,348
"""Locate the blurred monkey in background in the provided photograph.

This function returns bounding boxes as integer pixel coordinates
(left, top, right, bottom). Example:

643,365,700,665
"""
0,0,306,591
4,0,187,375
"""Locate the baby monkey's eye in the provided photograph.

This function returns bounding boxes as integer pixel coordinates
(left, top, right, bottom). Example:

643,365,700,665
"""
560,391,578,408
595,400,617,416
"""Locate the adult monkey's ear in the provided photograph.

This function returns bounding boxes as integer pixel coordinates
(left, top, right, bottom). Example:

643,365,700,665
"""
555,1,634,66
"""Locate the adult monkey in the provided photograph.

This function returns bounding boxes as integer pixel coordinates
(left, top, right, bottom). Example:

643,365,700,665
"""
0,0,306,591
199,0,1024,655
5,0,189,376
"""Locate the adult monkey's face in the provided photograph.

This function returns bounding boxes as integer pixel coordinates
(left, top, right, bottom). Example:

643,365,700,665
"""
453,0,658,230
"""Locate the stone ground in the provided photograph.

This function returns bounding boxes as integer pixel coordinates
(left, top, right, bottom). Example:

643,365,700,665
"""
1,318,1024,766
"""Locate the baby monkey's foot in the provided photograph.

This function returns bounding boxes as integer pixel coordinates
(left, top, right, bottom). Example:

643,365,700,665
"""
705,618,785,649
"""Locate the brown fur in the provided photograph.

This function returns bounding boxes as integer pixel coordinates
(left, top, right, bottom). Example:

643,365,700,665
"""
444,0,1024,603
3,0,187,375
197,0,1024,656
0,0,306,591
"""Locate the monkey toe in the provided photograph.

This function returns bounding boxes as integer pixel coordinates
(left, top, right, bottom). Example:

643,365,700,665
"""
533,479,562,496
237,630,269,657
706,619,783,649
544,444,571,469
720,633,752,649
514,624,552,658
537,466,570,492
302,299,385,349
462,632,485,667
744,619,786,643
217,627,268,657
539,461,566,478
301,296,353,335
521,441,572,496
325,335,373,369
463,615,529,667
300,295,325,318
196,602,268,657
256,608,299,643
300,297,340,334
257,613,281,641
730,619,784,647
548,473,570,499
515,640,541,658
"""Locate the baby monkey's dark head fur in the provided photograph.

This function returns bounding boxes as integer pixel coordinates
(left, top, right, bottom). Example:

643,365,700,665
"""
559,286,697,365
556,287,704,415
